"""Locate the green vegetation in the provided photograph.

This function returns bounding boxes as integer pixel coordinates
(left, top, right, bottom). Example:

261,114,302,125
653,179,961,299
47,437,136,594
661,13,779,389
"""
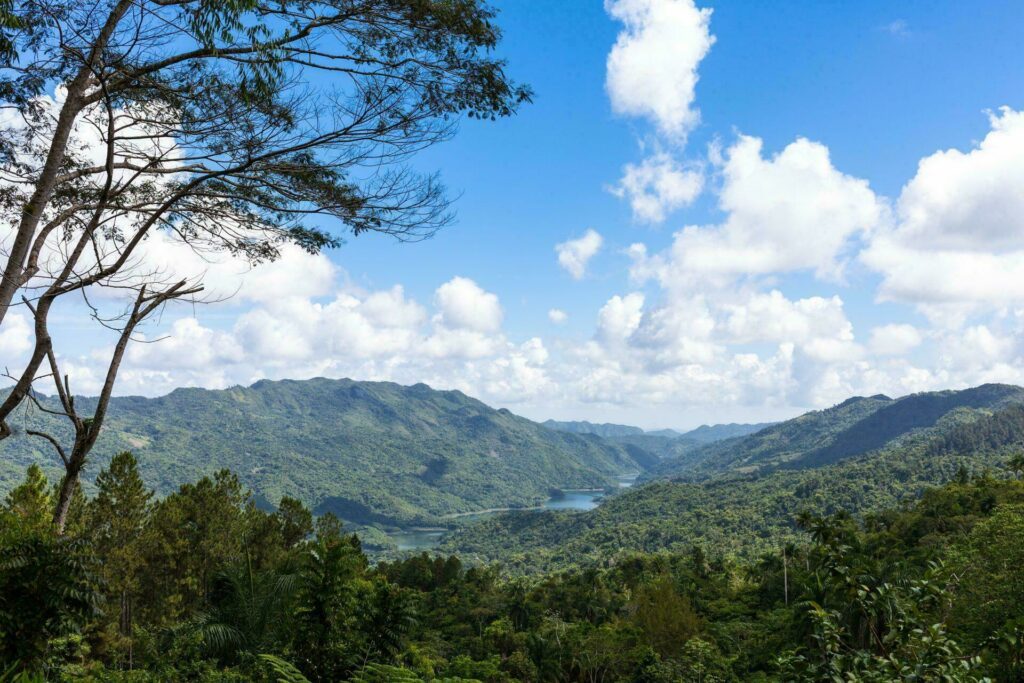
447,386,1024,571
6,383,1024,679
5,451,1024,680
652,384,1024,480
0,379,647,531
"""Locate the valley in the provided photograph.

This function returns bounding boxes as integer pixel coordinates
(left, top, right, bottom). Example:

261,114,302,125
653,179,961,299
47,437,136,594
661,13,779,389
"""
385,474,640,551
6,377,1024,681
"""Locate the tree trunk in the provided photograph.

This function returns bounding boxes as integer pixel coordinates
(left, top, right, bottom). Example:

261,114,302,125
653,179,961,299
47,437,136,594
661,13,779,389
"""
53,450,85,533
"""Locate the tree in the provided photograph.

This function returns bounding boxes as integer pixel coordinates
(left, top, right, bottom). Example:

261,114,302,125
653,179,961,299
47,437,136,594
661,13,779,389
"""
0,0,530,531
0,511,99,670
275,496,314,549
192,560,299,663
87,451,152,666
1007,451,1024,479
628,575,701,660
2,463,51,532
137,470,252,626
949,505,1024,650
291,524,367,681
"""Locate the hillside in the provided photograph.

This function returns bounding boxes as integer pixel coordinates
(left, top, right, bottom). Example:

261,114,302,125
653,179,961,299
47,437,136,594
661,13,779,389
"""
0,378,648,527
445,386,1024,571
652,384,1024,480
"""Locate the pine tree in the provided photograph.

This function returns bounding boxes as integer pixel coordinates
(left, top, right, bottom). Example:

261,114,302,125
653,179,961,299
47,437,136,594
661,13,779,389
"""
3,463,52,533
88,451,153,665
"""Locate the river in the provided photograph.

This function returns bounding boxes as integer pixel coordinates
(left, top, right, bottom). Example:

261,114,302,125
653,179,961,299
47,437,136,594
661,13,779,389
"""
386,473,639,551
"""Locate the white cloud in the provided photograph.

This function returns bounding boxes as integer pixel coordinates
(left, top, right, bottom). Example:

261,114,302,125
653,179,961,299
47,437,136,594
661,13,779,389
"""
556,229,604,280
129,317,244,370
605,0,715,140
548,309,568,324
632,135,886,289
597,293,645,342
868,324,922,356
723,291,855,346
0,312,31,357
611,151,703,223
864,108,1024,309
434,276,503,333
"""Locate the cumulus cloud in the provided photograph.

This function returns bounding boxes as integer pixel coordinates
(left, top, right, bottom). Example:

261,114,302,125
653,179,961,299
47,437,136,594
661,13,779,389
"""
74,275,558,406
631,135,885,290
863,108,1024,309
605,0,715,140
611,151,703,223
868,324,922,356
0,312,31,357
434,276,503,333
548,309,568,324
556,229,604,280
723,291,856,348
605,0,713,219
597,293,645,343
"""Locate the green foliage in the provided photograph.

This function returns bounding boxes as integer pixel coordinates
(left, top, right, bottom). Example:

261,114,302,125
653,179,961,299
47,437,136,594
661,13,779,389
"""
656,383,1024,480
3,407,1024,680
3,464,51,533
0,379,648,532
948,505,1024,651
260,654,311,683
0,519,98,669
447,387,1024,572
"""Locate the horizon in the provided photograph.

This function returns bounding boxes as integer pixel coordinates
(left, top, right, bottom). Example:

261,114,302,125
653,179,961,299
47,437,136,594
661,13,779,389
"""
17,374,1024,432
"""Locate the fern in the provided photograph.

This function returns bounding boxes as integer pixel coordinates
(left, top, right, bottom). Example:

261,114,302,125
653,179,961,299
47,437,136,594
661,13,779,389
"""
259,654,311,683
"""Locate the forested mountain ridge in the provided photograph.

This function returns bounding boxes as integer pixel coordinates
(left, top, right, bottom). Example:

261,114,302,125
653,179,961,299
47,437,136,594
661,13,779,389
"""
447,386,1024,572
652,383,1024,480
543,418,771,444
0,378,649,527
679,421,776,443
542,418,774,462
542,420,644,437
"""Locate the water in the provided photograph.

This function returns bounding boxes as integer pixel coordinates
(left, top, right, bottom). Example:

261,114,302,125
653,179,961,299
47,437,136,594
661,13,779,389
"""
384,473,639,551
542,489,604,511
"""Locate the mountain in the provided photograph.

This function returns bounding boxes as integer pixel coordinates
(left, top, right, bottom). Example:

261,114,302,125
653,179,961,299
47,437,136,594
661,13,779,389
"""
0,378,648,528
602,433,699,460
644,428,682,437
652,384,1024,480
543,420,772,445
679,422,775,444
445,384,1024,571
541,420,644,437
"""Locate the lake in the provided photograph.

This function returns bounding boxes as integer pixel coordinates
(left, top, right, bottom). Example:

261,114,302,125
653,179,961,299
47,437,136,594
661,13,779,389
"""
386,473,639,551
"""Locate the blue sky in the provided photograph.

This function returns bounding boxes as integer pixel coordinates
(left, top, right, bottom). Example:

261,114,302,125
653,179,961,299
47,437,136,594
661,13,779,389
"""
7,0,1024,429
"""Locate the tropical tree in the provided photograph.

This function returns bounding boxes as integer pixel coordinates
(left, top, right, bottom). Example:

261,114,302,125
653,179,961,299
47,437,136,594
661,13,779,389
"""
0,512,99,670
192,560,299,663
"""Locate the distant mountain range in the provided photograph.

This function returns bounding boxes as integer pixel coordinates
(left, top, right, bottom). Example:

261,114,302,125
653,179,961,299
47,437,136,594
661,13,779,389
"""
0,378,651,528
541,420,645,438
445,384,1024,570
542,419,771,445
